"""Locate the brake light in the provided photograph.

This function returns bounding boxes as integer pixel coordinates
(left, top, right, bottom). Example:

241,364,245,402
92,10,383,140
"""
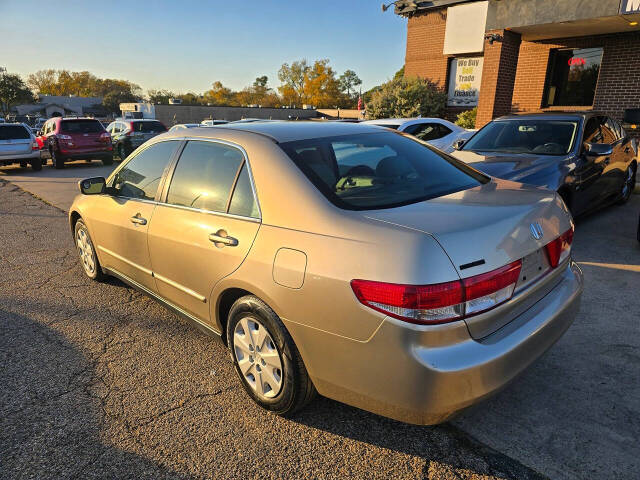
351,279,464,324
351,259,522,325
544,227,574,268
127,122,135,135
31,141,39,150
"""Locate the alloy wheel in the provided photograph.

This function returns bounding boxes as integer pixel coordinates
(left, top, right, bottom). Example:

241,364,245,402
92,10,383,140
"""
622,166,635,200
76,227,96,275
233,316,283,399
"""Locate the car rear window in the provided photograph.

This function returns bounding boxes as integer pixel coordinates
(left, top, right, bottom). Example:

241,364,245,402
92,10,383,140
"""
60,120,104,134
0,125,31,140
279,132,488,211
132,121,167,133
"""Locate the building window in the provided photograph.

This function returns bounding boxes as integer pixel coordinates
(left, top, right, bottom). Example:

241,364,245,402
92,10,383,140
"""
544,47,603,107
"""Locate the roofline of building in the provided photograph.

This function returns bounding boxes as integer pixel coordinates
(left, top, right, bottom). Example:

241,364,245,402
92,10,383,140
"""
394,0,475,17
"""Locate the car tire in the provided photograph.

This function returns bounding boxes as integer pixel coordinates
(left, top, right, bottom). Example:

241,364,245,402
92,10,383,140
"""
74,219,105,281
226,295,316,416
617,164,636,205
118,144,127,160
31,157,42,171
51,148,64,169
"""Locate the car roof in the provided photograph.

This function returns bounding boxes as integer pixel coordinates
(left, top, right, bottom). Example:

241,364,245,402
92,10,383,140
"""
362,118,415,125
496,111,604,121
209,120,388,143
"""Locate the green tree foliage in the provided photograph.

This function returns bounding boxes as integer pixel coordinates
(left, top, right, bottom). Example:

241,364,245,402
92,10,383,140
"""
0,73,35,115
148,89,175,104
338,69,362,98
455,107,477,129
366,76,447,119
102,90,139,113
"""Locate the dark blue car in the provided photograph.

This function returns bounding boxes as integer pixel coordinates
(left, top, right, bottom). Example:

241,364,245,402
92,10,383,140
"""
451,112,637,218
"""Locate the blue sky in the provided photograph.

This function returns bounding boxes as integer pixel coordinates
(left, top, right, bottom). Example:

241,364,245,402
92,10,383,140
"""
1,0,407,94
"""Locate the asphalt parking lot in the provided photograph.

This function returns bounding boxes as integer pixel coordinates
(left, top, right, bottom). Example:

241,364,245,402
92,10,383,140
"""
1,162,639,480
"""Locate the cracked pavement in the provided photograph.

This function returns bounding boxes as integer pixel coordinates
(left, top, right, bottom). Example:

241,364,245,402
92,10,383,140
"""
1,169,639,480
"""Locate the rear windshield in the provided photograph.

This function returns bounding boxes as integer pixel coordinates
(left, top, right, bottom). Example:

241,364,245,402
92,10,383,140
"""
132,121,166,133
0,125,31,140
463,119,579,155
60,120,104,134
279,132,488,211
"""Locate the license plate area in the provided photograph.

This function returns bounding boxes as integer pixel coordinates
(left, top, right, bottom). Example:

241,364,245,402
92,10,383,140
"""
516,248,550,291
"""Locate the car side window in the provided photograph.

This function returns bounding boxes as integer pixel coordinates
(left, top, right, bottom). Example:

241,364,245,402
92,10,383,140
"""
583,117,603,144
408,123,452,141
166,140,244,213
111,141,179,200
228,164,259,218
599,117,617,144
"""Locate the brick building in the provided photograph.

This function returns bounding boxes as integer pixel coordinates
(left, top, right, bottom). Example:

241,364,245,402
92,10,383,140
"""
395,0,640,129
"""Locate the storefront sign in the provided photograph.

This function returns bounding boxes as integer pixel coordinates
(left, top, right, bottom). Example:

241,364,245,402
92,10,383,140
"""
447,57,484,107
568,57,586,66
620,0,640,14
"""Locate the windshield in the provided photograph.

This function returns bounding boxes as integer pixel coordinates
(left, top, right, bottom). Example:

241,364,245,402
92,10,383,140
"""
279,132,487,211
463,119,579,155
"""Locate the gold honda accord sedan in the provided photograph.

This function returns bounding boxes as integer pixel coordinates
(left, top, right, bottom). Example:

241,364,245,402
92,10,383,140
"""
69,122,583,424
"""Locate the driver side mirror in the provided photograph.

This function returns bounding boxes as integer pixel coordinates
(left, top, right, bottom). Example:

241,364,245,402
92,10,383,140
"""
584,142,613,157
452,139,466,151
79,177,106,195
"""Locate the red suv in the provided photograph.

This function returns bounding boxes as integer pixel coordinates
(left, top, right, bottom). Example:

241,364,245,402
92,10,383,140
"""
39,117,113,169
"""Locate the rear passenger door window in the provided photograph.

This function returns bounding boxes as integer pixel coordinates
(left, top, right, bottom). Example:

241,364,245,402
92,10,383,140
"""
111,140,179,200
166,140,251,214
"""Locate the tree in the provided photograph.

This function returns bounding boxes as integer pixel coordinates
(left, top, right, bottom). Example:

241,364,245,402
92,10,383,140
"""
338,69,362,98
203,81,238,106
148,89,175,104
102,90,139,113
366,76,447,119
0,73,35,115
253,76,268,89
278,59,347,108
278,60,309,107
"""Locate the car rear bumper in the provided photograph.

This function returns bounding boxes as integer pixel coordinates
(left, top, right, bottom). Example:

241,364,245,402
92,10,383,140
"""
286,261,583,425
58,150,112,162
0,150,42,164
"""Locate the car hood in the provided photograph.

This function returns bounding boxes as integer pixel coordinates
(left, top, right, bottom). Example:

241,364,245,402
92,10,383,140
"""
364,178,571,277
450,150,567,183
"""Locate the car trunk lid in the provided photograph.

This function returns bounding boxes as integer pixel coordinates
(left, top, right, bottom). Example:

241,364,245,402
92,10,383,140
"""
60,120,105,149
364,179,572,338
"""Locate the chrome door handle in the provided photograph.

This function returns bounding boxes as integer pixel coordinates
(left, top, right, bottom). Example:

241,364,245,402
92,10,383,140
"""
209,230,238,247
130,215,147,225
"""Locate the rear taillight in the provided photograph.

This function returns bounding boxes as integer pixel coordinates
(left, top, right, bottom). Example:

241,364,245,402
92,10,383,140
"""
544,227,574,268
127,123,135,135
31,141,39,150
463,261,521,316
351,259,522,325
351,279,464,324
